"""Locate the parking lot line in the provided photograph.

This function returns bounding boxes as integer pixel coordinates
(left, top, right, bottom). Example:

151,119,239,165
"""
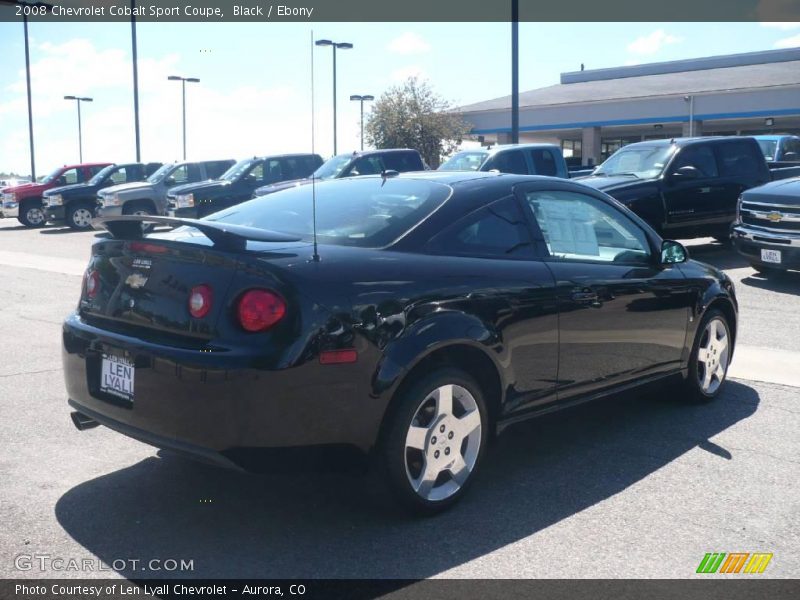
729,345,800,388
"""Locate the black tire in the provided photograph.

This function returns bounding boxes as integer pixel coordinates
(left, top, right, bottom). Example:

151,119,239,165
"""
684,309,732,403
713,231,731,244
66,201,96,230
18,200,46,228
380,367,488,516
123,201,155,232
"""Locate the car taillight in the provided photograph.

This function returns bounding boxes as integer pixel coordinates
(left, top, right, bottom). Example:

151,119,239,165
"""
85,270,100,299
188,285,213,318
237,289,286,332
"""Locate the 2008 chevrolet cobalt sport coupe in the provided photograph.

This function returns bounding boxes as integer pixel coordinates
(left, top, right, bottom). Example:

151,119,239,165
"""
64,172,737,514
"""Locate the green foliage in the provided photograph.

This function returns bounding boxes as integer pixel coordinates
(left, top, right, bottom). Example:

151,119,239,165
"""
365,77,471,168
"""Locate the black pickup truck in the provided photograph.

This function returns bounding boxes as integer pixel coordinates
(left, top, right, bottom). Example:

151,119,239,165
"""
42,162,161,229
167,153,323,219
577,137,800,240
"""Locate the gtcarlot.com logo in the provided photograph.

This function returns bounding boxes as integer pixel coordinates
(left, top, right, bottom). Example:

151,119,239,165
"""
14,553,194,573
696,552,773,574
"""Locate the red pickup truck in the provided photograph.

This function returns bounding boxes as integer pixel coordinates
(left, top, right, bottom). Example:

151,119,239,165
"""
0,162,111,227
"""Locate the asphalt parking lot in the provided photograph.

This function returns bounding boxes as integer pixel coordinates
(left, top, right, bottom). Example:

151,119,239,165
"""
0,218,798,579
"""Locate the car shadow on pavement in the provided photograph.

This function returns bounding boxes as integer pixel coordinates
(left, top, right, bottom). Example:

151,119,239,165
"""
684,242,751,270
740,271,800,295
54,380,759,579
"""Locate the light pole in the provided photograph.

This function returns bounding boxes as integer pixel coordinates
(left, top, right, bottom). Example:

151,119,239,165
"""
167,75,200,160
349,94,374,151
131,0,141,161
63,96,93,162
315,39,353,155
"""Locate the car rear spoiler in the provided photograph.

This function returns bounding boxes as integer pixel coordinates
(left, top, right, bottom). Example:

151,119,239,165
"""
92,215,301,251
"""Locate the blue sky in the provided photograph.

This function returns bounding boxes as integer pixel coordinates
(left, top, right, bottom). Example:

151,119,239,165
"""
1,21,800,175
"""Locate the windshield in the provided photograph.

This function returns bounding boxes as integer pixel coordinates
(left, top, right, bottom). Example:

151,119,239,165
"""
221,159,257,182
594,145,676,179
89,164,116,185
40,167,64,184
204,177,451,248
311,154,353,180
438,151,489,171
756,140,778,161
147,164,174,183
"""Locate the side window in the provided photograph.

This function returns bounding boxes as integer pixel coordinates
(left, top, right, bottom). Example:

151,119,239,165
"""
264,159,284,183
426,197,534,259
206,161,232,179
282,157,302,180
88,165,106,178
484,150,528,175
145,163,161,177
529,149,558,176
671,145,718,177
166,165,190,185
304,155,323,174
61,168,80,185
784,139,800,158
383,152,422,172
245,162,266,183
110,167,128,184
525,190,651,264
348,156,384,176
716,142,763,178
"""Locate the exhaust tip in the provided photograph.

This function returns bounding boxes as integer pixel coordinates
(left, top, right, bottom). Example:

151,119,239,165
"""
71,411,100,431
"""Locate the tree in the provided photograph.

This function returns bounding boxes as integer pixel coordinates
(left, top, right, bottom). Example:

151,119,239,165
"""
364,77,471,168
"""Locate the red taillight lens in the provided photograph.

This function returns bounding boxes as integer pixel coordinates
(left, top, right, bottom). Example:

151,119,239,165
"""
188,284,213,318
237,289,286,332
85,270,100,299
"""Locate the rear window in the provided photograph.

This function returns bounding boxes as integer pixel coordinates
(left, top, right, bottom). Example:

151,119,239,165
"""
382,152,423,172
483,150,528,175
205,177,451,248
530,149,559,176
715,142,763,178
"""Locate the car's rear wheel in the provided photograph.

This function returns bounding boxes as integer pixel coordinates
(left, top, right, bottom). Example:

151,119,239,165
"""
66,202,95,230
381,368,487,515
18,200,46,228
685,309,731,402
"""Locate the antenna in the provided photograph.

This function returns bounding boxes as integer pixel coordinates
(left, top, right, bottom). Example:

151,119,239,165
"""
310,29,320,262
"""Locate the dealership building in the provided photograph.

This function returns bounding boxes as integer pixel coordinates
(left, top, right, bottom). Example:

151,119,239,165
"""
460,48,800,167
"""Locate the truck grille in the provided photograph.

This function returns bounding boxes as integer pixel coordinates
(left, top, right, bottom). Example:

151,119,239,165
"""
740,201,800,233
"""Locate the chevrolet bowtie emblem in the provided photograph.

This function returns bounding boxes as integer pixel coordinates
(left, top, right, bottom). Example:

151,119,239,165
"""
125,272,149,289
766,212,783,222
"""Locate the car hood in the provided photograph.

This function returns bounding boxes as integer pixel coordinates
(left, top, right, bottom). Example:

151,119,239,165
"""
742,177,800,205
44,182,94,196
100,181,153,195
4,182,46,194
576,175,652,193
254,178,310,196
168,180,228,196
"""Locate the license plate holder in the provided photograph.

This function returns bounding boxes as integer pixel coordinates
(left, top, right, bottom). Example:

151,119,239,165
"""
99,353,135,402
761,248,781,264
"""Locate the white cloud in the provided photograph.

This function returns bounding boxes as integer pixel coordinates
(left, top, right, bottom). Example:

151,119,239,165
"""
627,30,682,56
774,33,800,47
760,21,800,29
390,65,427,82
387,32,431,55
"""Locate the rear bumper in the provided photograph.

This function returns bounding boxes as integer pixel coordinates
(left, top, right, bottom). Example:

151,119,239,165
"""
732,224,800,269
62,312,382,468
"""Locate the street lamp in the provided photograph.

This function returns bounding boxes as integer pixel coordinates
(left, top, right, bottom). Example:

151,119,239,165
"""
315,39,353,155
167,75,200,160
349,94,374,151
63,95,93,162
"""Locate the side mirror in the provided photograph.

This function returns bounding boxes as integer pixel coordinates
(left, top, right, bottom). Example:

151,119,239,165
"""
671,165,701,179
661,240,688,265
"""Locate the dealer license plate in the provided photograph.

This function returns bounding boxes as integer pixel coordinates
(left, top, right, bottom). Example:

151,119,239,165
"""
761,249,781,264
100,354,135,401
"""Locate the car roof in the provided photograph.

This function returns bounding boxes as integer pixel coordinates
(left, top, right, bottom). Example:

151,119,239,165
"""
242,153,320,161
619,136,758,150
753,134,797,140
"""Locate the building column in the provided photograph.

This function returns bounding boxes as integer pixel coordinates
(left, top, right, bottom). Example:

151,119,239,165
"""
682,119,703,137
496,132,513,144
581,126,602,167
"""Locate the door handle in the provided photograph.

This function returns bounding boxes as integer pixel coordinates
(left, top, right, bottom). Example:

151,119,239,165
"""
571,290,598,303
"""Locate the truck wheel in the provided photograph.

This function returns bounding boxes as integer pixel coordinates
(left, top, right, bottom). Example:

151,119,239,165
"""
18,200,46,228
683,309,732,403
66,202,96,230
380,367,488,515
123,201,155,232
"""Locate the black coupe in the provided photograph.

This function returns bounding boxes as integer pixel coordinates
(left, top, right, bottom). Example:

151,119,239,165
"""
63,172,737,514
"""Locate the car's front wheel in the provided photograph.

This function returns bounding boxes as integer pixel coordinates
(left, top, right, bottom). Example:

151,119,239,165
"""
382,368,488,515
66,202,96,230
18,200,46,228
685,309,732,402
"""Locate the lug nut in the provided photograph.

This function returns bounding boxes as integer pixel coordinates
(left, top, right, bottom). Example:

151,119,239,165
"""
440,425,445,433
448,431,454,439
431,436,437,445
445,447,450,455
434,450,440,458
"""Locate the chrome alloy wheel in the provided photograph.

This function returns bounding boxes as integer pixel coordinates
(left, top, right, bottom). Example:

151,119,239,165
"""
26,206,45,226
697,317,730,395
404,383,482,502
71,207,94,228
